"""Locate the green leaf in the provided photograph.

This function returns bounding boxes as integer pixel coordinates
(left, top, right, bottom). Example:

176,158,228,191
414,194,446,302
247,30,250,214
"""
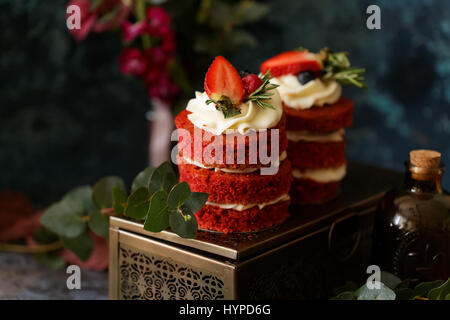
33,226,59,245
92,176,125,209
148,162,177,194
427,277,450,300
40,199,86,238
112,187,127,215
330,291,355,300
395,278,417,290
61,233,94,262
355,282,396,300
333,281,359,296
183,192,209,214
168,182,191,209
413,280,443,298
236,1,269,24
124,187,151,220
63,185,95,212
88,210,109,238
34,252,66,269
396,288,414,300
131,166,155,191
144,190,170,232
169,206,198,239
380,271,402,290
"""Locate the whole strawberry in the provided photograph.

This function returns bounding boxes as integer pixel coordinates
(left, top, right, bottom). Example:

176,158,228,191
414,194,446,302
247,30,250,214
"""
242,74,263,98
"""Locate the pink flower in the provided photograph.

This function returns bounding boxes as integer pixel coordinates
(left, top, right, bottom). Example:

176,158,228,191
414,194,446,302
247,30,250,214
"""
161,30,176,53
118,48,147,76
147,71,179,103
146,6,171,37
66,0,98,42
145,46,173,68
121,20,148,43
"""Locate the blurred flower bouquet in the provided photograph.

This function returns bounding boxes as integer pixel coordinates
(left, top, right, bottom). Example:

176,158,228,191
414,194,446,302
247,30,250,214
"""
66,0,269,165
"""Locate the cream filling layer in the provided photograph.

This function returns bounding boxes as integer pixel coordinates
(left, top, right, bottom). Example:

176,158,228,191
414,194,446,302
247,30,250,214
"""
182,151,287,173
292,164,346,183
287,129,345,142
206,193,290,211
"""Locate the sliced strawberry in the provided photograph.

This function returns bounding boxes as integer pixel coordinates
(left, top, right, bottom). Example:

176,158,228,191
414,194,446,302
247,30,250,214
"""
260,50,322,77
204,56,245,105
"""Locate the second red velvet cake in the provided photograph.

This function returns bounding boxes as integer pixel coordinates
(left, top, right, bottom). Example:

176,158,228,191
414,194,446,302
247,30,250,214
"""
261,48,365,204
175,56,291,233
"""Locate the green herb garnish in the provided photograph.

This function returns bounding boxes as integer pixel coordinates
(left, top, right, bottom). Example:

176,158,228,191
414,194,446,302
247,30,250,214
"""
320,47,367,88
244,70,279,110
206,96,241,119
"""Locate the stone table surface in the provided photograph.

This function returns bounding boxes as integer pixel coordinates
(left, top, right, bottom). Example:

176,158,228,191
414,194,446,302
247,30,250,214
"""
0,252,108,300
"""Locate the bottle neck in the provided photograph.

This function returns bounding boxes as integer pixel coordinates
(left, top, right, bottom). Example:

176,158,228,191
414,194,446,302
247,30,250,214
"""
403,161,444,194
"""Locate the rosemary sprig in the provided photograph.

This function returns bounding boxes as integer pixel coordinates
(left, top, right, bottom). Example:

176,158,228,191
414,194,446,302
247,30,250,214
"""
320,47,367,89
244,70,279,110
206,96,241,119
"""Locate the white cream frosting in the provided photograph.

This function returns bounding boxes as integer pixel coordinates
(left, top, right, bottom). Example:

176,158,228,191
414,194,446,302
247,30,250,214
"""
182,151,287,174
186,90,283,135
287,129,345,143
206,193,290,211
271,75,341,110
292,164,346,183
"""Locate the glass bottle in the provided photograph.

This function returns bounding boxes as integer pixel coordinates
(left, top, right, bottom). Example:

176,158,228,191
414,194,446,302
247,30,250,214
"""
374,150,450,281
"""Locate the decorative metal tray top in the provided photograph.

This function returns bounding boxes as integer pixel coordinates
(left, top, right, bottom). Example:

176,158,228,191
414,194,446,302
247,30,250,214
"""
110,162,403,261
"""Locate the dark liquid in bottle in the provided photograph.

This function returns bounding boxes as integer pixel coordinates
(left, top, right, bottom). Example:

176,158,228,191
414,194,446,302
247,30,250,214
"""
374,162,450,281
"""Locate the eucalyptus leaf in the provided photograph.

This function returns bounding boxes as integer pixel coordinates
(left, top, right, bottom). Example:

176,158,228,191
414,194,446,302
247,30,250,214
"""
144,190,169,232
168,182,191,209
427,277,450,300
33,226,59,245
61,233,94,262
355,282,396,300
112,187,127,214
40,199,86,238
413,280,443,298
330,291,355,300
34,252,66,269
88,210,109,238
125,187,151,220
63,185,95,212
92,176,125,209
169,206,198,239
131,166,155,191
396,288,414,300
183,192,209,214
148,162,177,194
380,271,402,290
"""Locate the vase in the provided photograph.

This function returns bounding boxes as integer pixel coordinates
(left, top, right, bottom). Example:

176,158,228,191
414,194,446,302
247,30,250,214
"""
146,99,174,167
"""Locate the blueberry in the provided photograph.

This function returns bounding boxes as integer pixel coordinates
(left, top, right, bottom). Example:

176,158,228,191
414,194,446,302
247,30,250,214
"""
297,70,316,85
239,70,252,78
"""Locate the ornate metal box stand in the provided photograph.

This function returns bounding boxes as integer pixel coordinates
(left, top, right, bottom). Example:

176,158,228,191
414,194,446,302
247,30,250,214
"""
109,163,402,300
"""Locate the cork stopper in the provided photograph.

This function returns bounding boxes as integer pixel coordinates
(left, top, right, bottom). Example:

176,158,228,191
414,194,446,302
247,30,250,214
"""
410,149,441,168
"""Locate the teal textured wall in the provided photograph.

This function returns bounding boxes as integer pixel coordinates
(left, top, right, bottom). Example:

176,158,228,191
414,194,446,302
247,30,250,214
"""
1,0,449,204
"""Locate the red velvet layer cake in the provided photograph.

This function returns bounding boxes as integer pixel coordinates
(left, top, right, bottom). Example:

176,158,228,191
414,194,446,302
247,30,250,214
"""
176,56,291,233
261,48,365,204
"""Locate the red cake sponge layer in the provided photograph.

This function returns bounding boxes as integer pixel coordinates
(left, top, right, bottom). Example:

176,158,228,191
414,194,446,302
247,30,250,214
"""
288,139,346,169
283,97,354,133
178,158,292,204
175,110,288,169
290,178,340,204
195,201,290,233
